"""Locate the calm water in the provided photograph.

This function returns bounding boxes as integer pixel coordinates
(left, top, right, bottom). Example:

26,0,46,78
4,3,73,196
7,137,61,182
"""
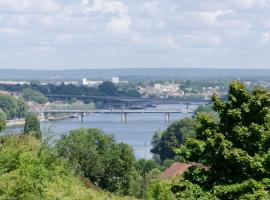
2,104,197,159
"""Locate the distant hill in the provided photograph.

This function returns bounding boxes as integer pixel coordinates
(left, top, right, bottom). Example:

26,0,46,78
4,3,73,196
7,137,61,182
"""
1,68,270,81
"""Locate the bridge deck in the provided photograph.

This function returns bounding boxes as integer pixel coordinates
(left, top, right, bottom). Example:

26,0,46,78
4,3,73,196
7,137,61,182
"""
32,109,194,114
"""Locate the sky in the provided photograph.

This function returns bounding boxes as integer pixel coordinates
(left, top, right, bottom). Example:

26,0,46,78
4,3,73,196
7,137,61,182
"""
0,0,270,69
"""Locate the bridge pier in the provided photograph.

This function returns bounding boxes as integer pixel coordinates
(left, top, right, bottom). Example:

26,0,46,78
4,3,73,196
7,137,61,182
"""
165,113,170,123
78,113,84,123
121,113,127,123
44,112,49,120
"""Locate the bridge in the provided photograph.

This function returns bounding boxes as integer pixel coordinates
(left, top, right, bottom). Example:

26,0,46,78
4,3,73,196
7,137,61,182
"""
32,109,195,123
45,94,211,105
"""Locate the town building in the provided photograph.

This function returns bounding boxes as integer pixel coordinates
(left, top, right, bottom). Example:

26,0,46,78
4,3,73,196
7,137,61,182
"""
63,81,79,85
82,78,103,87
0,81,29,85
112,77,120,84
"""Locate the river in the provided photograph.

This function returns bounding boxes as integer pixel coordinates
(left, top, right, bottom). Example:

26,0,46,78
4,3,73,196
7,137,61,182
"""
2,104,198,159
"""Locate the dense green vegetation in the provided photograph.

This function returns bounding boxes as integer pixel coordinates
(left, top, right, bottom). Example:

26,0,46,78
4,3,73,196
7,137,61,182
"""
0,127,161,199
22,88,48,104
0,94,27,120
150,104,217,163
57,129,135,194
0,81,141,99
56,128,160,198
147,81,270,199
0,134,136,200
151,118,196,162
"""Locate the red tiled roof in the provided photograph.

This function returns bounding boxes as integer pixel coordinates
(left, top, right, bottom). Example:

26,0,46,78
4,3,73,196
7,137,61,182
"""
160,162,191,180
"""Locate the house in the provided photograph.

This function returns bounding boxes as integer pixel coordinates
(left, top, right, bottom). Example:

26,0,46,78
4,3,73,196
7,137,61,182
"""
160,162,191,180
160,162,208,180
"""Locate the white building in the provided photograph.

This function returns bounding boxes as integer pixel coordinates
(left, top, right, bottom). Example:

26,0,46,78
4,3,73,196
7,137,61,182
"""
82,78,102,87
153,84,179,93
64,81,79,85
0,81,29,85
112,77,119,84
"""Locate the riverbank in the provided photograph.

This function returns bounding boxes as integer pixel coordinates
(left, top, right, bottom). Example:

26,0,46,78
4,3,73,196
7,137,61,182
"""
6,115,76,127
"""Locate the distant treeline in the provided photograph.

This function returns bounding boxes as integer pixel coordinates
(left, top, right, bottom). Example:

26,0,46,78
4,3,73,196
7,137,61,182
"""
0,82,140,98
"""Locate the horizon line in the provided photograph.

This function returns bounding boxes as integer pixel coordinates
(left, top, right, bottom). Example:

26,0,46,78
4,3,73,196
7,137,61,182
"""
0,67,269,71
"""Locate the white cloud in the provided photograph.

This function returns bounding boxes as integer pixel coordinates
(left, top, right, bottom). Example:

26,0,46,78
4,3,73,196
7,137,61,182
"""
236,0,257,8
236,0,270,9
85,0,128,15
106,16,132,33
0,0,270,69
0,27,17,34
261,32,270,44
181,34,222,46
143,1,158,14
200,10,233,25
0,0,61,14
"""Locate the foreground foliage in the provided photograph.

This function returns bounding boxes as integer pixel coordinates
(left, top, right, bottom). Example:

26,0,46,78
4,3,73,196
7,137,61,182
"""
147,81,270,199
56,128,160,198
0,134,136,200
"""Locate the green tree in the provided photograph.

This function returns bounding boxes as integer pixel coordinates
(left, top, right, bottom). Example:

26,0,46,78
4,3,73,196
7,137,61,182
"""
56,128,136,195
22,88,48,104
16,97,27,118
174,81,270,199
0,94,17,119
23,113,41,139
98,81,117,95
151,118,196,161
0,109,6,132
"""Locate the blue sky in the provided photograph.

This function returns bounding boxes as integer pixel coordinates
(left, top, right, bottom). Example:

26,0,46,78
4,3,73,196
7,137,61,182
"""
0,0,270,69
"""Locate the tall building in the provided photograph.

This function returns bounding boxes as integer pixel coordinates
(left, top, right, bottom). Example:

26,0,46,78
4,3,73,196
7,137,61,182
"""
112,77,119,84
82,78,88,85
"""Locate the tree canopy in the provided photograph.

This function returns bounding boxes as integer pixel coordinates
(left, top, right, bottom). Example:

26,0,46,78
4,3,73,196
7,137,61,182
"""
0,94,28,120
23,113,41,139
22,88,48,104
98,81,118,96
56,128,136,195
151,117,196,161
167,81,270,199
0,94,18,119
